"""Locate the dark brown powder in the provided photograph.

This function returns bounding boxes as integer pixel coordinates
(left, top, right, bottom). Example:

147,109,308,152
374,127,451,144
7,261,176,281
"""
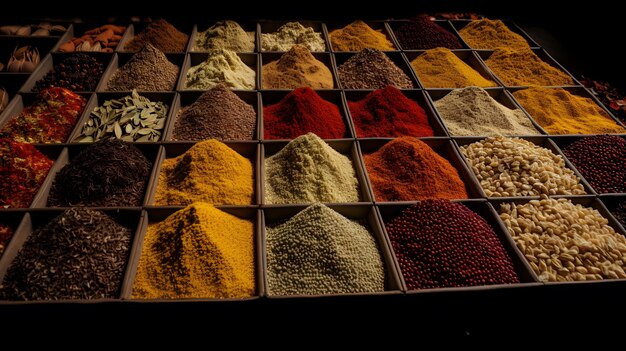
172,85,256,141
337,48,414,89
124,19,188,53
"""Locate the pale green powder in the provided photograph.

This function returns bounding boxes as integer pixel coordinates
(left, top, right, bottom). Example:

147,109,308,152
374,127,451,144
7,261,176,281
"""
185,49,255,90
194,20,255,52
261,22,325,52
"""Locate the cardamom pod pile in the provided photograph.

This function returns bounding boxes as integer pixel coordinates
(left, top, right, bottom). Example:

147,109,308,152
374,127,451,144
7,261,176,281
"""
75,89,168,142
1,45,40,72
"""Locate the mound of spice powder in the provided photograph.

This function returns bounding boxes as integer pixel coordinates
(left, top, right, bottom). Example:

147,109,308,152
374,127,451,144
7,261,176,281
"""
47,139,151,207
265,133,360,204
0,87,86,143
33,53,104,92
386,200,519,289
185,49,256,90
329,20,395,51
107,44,179,91
131,203,255,299
0,223,14,257
562,135,626,193
458,19,530,50
410,48,496,88
261,22,325,52
348,86,433,138
512,87,625,135
172,85,256,141
124,19,188,53
434,87,540,136
364,137,468,201
393,15,462,50
263,87,345,139
266,203,385,295
0,138,53,208
0,208,132,300
154,139,254,206
337,49,414,89
262,45,333,89
485,48,574,86
194,20,255,52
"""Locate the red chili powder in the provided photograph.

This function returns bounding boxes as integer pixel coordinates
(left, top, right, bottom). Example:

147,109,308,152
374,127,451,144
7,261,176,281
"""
348,86,434,138
364,137,468,201
0,138,53,208
263,87,346,139
385,200,520,289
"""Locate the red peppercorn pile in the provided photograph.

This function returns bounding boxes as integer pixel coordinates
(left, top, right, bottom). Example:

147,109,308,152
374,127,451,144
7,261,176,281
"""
393,15,463,50
0,138,53,208
348,86,434,138
562,135,626,193
385,200,520,289
263,87,346,139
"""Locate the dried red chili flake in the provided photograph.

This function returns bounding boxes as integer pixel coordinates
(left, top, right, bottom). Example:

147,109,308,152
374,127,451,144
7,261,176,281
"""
580,76,626,124
0,138,53,208
0,87,86,143
385,200,519,289
0,223,14,256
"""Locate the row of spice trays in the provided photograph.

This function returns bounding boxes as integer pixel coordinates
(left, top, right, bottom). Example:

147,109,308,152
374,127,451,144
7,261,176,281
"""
2,195,624,304
3,136,623,215
2,85,624,145
13,47,580,95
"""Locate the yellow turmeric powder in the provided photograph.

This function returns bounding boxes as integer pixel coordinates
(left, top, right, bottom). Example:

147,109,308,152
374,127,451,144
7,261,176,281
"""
329,20,395,51
458,19,530,50
513,87,626,135
131,203,255,299
410,48,497,88
485,48,574,86
154,139,254,205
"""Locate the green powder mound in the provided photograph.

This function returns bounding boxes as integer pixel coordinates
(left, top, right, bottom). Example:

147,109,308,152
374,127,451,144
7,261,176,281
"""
264,133,360,204
194,20,255,52
185,49,256,90
266,203,385,295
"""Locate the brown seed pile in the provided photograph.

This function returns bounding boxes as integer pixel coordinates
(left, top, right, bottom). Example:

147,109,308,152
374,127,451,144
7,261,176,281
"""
337,48,414,89
124,19,188,52
107,44,179,91
0,208,132,300
172,85,256,141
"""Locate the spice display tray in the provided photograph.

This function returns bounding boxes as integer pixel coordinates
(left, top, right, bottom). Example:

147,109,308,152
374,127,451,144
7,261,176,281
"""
487,196,626,286
165,90,259,141
426,87,549,136
449,19,541,49
31,143,160,208
97,52,184,93
476,48,582,88
404,49,499,89
262,203,403,298
51,23,131,53
261,139,372,204
377,199,541,293
68,91,178,143
325,20,398,52
115,23,193,54
189,21,260,53
259,21,331,53
334,51,419,89
508,86,626,135
0,92,93,144
0,208,144,304
143,142,260,206
121,206,264,301
260,89,353,140
454,136,597,197
259,52,337,90
177,52,258,91
19,52,112,94
358,138,485,200
386,19,471,50
344,89,448,138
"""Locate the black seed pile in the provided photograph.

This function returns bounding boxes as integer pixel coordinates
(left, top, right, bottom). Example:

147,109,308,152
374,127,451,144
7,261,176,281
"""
0,208,132,300
337,48,414,89
34,53,104,92
47,139,152,207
